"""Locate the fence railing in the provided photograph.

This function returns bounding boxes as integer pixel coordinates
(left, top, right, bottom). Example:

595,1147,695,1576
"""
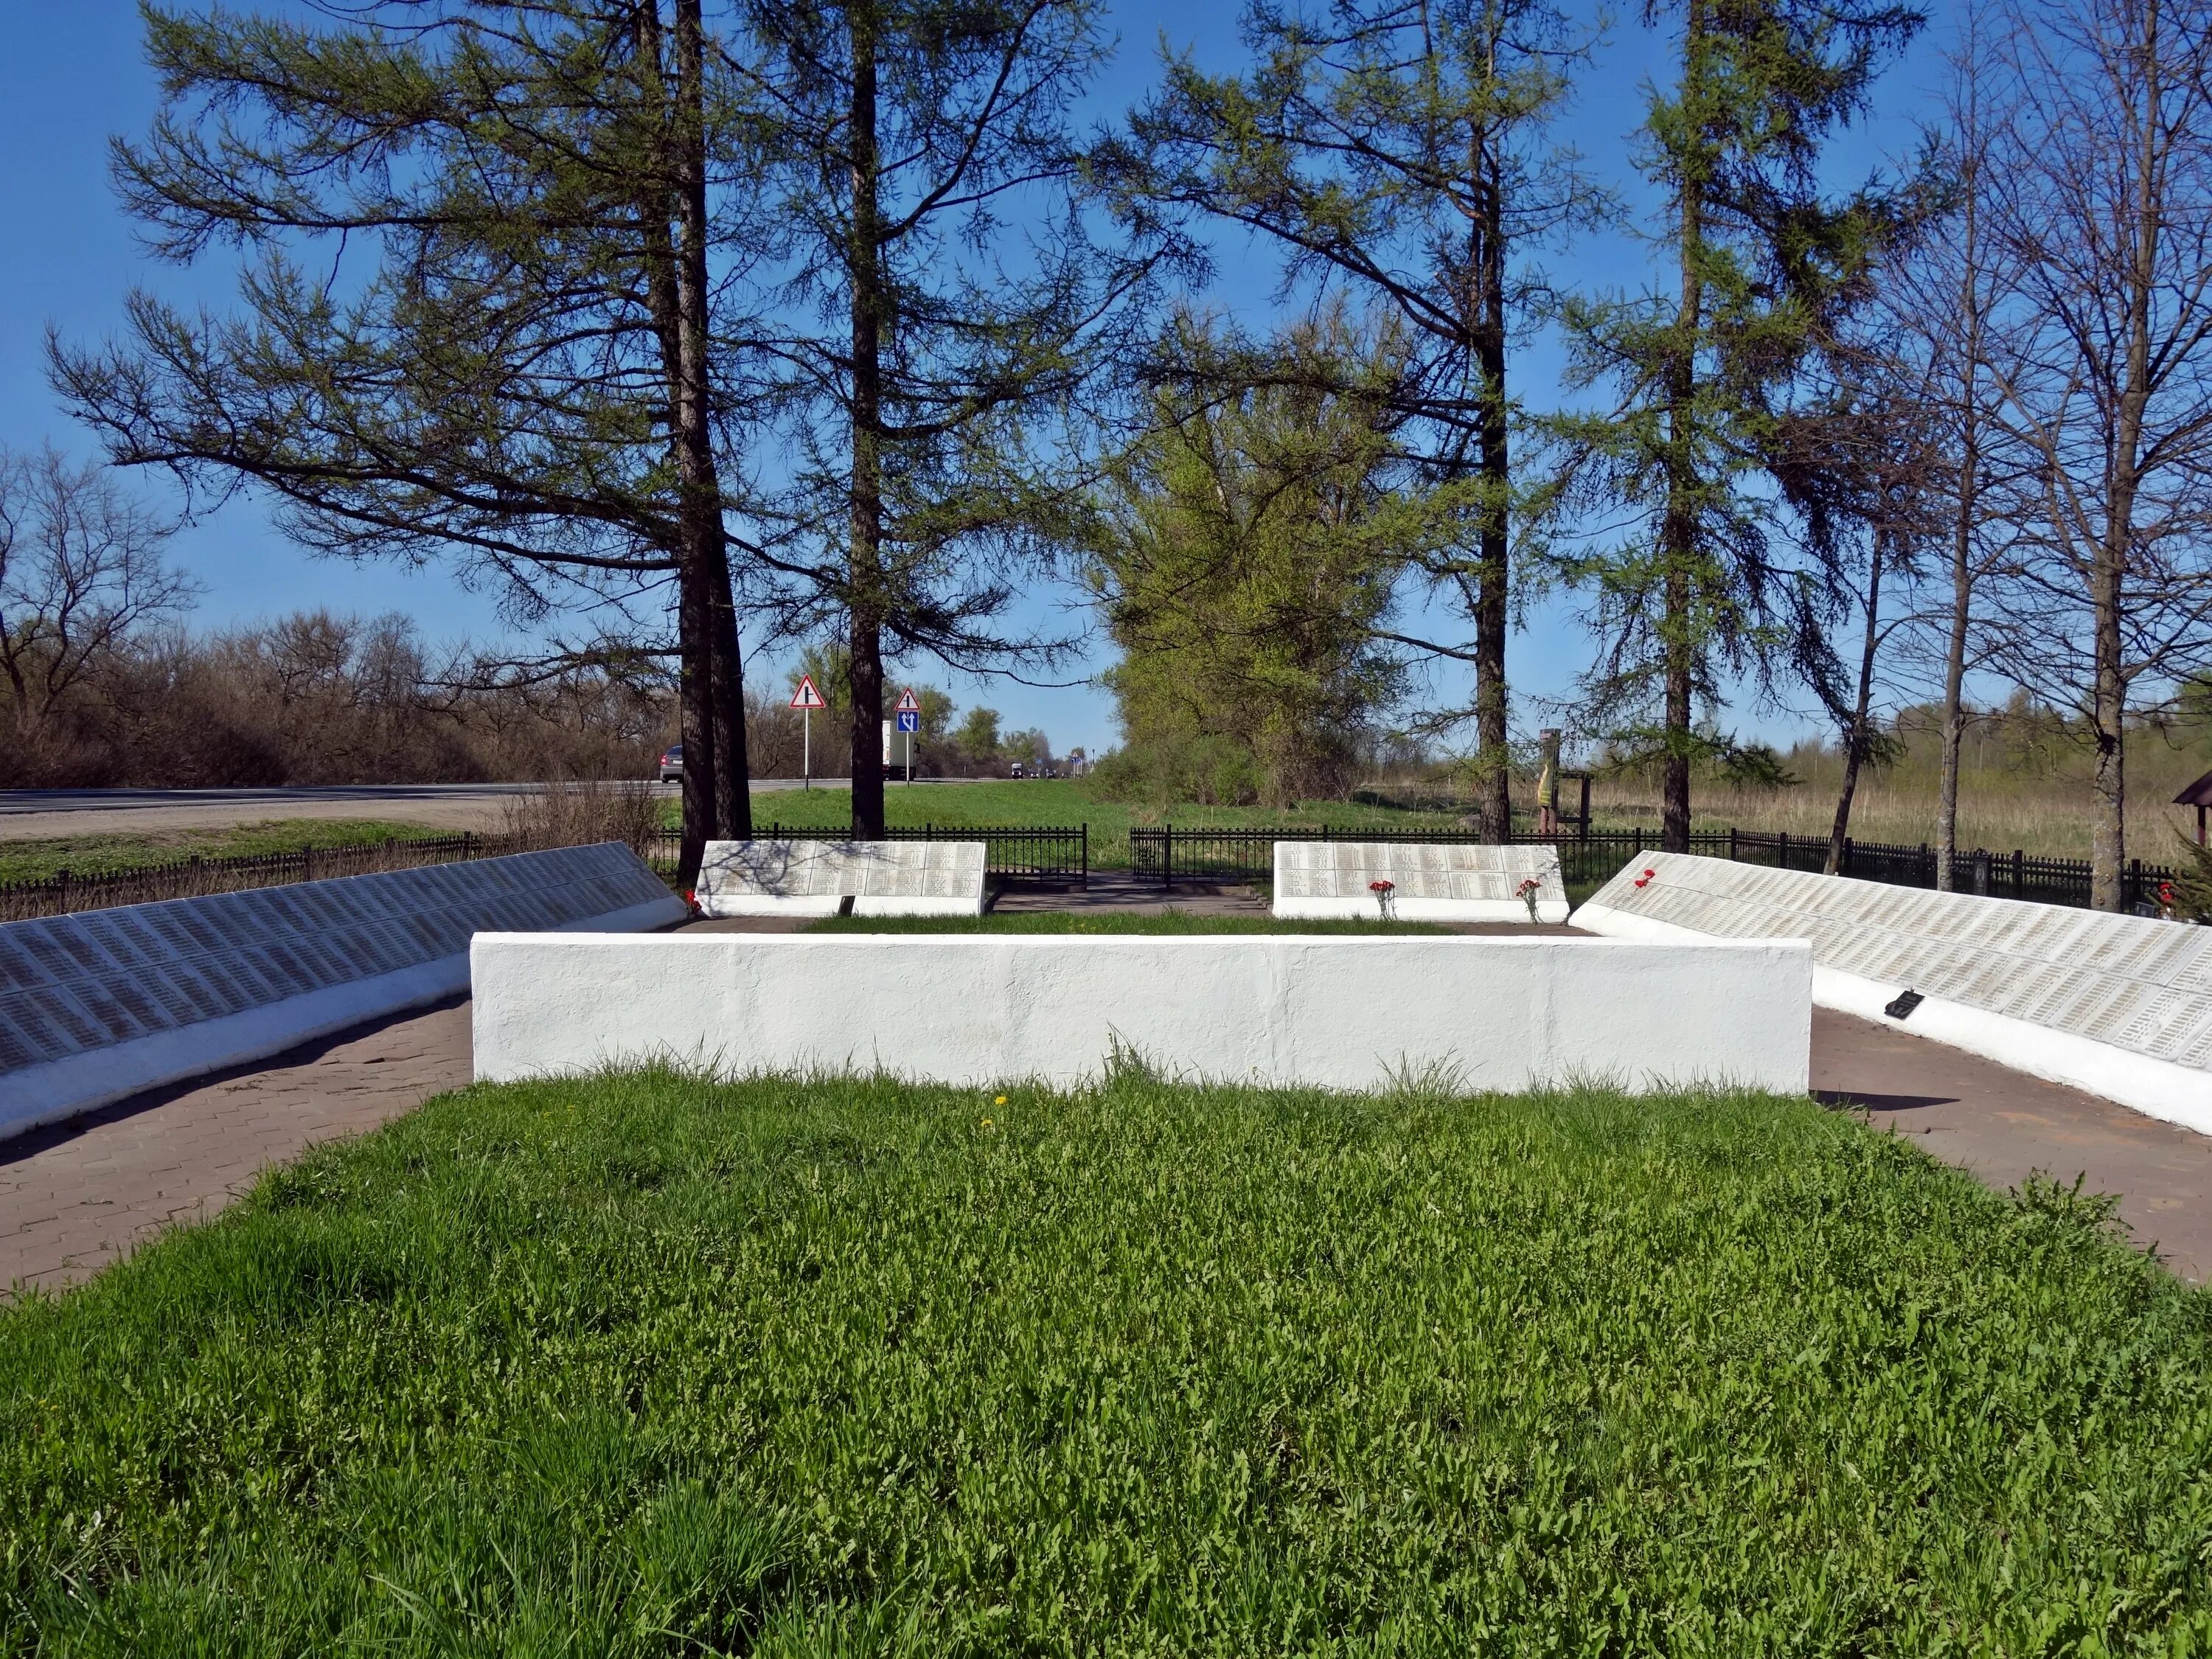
646,824,1088,886
1721,827,2178,911
1127,826,1734,888
1128,823,2179,913
4,817,2169,922
0,833,493,923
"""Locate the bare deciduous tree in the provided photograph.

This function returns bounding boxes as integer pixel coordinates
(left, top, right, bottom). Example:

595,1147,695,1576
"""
1980,0,2212,908
0,448,198,742
1889,18,2034,888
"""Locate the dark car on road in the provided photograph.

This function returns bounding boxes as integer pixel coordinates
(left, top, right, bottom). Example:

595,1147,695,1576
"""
658,744,683,782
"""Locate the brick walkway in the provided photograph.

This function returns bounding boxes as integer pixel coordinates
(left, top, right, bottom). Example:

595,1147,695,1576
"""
5,938,2210,1293
0,999,470,1294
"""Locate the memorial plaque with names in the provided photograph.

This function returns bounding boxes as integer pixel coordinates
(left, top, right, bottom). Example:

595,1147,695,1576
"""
1273,841,1569,921
1585,851,2212,1074
0,842,676,1085
698,839,989,915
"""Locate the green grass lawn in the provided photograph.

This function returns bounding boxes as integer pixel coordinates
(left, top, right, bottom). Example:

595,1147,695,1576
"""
0,818,458,886
733,779,1478,869
5,1071,2208,1652
800,911,1456,934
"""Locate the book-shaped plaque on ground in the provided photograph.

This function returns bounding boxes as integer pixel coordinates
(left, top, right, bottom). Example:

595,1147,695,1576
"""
697,839,987,917
1271,841,1570,924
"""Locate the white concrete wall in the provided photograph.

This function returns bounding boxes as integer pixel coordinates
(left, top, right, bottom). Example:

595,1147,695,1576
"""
3,894,682,1142
473,933,1812,1095
1579,899,2212,1135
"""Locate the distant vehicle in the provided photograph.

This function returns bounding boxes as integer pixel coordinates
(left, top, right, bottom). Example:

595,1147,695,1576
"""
1009,761,1026,779
881,719,914,780
658,744,683,782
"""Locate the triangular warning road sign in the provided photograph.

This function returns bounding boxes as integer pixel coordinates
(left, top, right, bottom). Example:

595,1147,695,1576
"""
894,686,921,713
790,673,827,710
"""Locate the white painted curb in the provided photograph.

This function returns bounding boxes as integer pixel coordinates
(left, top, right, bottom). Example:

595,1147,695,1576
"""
1575,900,2212,1136
700,894,985,918
472,932,1812,1096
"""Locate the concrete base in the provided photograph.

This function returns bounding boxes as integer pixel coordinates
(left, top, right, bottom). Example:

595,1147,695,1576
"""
1273,897,1573,925
4,896,680,1140
473,932,1812,1095
1576,901,2212,1138
701,894,984,918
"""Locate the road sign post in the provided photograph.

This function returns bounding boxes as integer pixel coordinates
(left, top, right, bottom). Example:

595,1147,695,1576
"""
790,674,828,788
894,689,921,783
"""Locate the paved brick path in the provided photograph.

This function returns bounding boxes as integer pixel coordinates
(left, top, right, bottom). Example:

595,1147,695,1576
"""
5,941,2209,1293
1813,1007,2212,1279
0,1000,470,1294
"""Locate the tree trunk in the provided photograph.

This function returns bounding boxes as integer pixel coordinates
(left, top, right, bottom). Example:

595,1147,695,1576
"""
1472,126,1512,844
1826,531,1885,875
1935,184,1983,892
2091,13,2162,912
1936,426,1974,891
846,0,888,838
1658,0,1705,858
673,531,715,887
672,0,751,843
708,535,753,838
639,0,714,886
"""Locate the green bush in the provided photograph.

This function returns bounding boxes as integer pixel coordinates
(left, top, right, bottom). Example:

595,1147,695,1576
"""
1086,733,1268,806
2166,830,2212,923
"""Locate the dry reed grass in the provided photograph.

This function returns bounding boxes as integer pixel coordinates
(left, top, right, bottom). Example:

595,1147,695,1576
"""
495,779,666,859
1585,772,2206,858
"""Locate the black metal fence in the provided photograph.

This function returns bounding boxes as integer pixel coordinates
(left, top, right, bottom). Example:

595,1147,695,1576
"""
4,817,2169,923
0,833,490,923
1127,823,2178,912
647,824,1088,886
1722,827,2177,911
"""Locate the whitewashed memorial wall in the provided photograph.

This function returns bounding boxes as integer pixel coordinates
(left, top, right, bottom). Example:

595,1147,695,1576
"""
1272,842,1571,923
475,933,1812,1094
0,842,684,1138
1576,851,2212,1133
697,839,987,917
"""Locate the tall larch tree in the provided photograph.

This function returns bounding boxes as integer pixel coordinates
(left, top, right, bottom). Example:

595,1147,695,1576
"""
1555,0,1922,852
1122,0,1598,840
731,0,1160,836
53,1,762,884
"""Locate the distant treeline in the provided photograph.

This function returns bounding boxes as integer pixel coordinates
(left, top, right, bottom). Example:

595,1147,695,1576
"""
0,608,669,790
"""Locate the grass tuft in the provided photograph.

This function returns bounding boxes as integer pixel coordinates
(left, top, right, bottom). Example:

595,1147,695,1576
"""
3,1072,2209,1650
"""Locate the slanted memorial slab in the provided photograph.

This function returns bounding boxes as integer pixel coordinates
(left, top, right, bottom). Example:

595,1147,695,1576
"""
0,842,683,1140
698,839,986,917
1272,841,1570,924
1576,851,2212,1134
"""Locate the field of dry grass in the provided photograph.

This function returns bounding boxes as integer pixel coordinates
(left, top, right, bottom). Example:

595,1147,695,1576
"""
1585,740,2212,859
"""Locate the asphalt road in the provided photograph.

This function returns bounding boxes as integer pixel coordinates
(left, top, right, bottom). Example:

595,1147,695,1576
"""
0,778,924,840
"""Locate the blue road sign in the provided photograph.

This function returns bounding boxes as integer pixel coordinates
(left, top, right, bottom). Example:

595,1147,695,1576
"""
896,710,920,733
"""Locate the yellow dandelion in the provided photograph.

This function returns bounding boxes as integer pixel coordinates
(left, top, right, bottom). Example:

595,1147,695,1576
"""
994,1093,1007,1105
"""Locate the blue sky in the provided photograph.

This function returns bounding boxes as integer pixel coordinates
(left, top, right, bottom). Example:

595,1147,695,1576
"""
0,0,1952,760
